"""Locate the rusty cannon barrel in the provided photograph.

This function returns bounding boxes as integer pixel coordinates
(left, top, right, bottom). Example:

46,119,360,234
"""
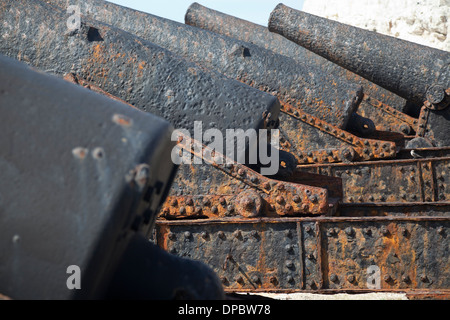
185,2,419,136
0,54,224,300
268,4,450,147
0,0,280,168
45,0,369,135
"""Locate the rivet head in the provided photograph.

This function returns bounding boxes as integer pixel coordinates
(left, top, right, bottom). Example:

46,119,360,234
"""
238,169,245,176
251,275,260,283
219,197,226,205
276,196,285,204
211,206,218,214
381,226,389,236
184,231,191,238
400,227,408,236
203,198,211,206
233,230,242,239
330,274,338,283
235,276,244,284
170,199,178,206
285,204,292,211
263,182,271,190
327,228,336,237
345,227,354,236
201,231,208,239
221,277,228,285
293,195,301,203
168,232,176,241
384,275,392,282
307,253,315,260
285,260,294,268
402,275,410,283
305,225,312,233
250,176,259,184
250,230,258,238
195,206,202,214
285,244,293,252
364,228,372,236
420,275,428,283
269,276,278,285
347,274,355,283
179,206,186,214
218,231,225,239
287,275,294,283
437,227,445,235
186,198,194,206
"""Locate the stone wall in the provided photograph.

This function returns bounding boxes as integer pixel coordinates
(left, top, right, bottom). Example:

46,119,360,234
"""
303,0,449,51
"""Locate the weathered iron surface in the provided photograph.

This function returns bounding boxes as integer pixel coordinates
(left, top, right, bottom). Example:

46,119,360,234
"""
155,216,450,292
185,2,419,135
298,149,450,204
0,54,179,299
278,103,397,164
46,0,367,133
162,133,335,219
0,0,280,162
268,4,450,147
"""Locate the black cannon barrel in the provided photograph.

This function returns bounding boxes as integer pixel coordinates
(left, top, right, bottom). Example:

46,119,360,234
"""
0,0,280,166
268,4,450,111
46,0,365,132
185,2,410,113
0,54,199,299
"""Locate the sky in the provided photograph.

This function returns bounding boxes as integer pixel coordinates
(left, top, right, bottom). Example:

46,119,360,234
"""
106,0,305,26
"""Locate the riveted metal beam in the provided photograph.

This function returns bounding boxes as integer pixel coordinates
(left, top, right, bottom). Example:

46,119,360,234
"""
298,150,450,204
162,133,333,219
155,215,450,293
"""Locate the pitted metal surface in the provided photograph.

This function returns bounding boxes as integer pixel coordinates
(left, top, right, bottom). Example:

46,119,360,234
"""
0,0,280,154
46,0,365,131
